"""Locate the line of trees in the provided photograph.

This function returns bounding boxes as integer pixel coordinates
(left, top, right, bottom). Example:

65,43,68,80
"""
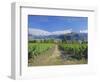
29,39,87,44
29,39,55,43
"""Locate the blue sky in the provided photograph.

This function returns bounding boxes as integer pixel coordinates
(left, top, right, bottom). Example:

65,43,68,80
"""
28,15,88,32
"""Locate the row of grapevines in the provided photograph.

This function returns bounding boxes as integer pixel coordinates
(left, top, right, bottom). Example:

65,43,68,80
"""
59,44,88,59
28,43,54,59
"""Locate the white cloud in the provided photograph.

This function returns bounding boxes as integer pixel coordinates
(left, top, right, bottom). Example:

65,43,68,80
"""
52,29,72,35
80,29,88,33
28,28,51,36
28,28,72,36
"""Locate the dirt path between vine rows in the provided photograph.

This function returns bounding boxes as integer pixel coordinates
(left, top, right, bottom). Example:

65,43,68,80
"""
29,44,64,66
51,44,61,58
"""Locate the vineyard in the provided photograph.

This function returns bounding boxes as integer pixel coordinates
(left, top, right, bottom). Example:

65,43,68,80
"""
28,43,55,59
28,42,88,66
28,15,88,66
58,43,88,60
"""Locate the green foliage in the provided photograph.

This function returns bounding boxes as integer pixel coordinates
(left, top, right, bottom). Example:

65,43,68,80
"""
28,43,54,59
59,43,88,60
29,39,55,43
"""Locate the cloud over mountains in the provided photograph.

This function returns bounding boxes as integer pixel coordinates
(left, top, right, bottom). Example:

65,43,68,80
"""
80,30,88,33
29,28,72,36
28,28,88,41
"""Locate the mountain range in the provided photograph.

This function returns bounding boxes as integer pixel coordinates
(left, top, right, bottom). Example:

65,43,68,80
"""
28,28,87,41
